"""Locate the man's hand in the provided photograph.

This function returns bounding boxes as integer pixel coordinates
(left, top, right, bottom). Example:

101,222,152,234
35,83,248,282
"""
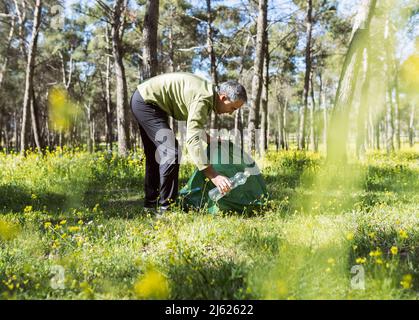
202,165,232,194
211,175,232,195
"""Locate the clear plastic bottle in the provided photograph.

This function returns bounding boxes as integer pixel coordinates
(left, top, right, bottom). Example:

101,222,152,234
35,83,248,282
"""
208,170,251,202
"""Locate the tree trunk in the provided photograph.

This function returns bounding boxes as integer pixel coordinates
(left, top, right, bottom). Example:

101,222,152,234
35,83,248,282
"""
30,87,43,151
0,8,15,89
206,0,219,130
143,0,159,79
298,0,313,151
284,98,289,150
105,24,113,151
86,103,92,153
394,75,401,150
13,111,18,151
327,0,377,162
248,0,267,154
356,41,371,159
112,0,130,156
384,15,394,154
309,70,317,152
319,74,328,151
277,99,285,150
167,6,178,137
20,0,42,154
408,104,415,147
375,120,380,150
260,39,269,153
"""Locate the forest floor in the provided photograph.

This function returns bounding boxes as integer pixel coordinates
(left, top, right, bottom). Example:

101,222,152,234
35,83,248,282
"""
0,146,418,299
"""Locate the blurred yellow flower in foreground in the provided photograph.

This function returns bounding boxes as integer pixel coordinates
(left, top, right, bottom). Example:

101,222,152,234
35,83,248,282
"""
48,87,81,132
400,274,413,289
0,220,20,241
400,54,419,94
134,269,170,299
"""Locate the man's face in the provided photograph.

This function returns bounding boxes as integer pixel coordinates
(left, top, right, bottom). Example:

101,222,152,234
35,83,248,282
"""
216,94,245,115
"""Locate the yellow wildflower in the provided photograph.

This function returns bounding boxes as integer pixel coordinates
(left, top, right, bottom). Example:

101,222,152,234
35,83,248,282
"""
346,232,354,241
390,246,398,255
134,269,170,299
59,220,67,225
400,274,413,289
24,206,33,214
44,222,52,229
69,226,80,233
399,230,408,239
356,257,367,264
369,249,382,257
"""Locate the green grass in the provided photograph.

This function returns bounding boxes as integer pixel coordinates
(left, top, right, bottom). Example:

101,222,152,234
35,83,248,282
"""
0,147,417,299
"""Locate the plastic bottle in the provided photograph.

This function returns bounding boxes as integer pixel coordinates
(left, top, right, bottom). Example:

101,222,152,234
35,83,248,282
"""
208,170,251,202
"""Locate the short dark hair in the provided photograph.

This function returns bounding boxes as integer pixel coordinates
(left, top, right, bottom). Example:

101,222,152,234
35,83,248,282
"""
218,81,247,103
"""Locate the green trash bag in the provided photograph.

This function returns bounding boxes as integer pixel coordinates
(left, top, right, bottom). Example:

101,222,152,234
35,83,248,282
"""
178,140,268,214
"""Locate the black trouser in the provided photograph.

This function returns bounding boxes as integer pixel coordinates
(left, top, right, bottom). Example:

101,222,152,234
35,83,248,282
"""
130,89,180,209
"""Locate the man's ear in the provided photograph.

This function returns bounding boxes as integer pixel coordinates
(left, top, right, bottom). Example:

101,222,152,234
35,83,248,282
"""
219,94,228,102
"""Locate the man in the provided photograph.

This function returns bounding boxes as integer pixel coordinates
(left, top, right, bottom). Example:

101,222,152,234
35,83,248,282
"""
130,72,247,214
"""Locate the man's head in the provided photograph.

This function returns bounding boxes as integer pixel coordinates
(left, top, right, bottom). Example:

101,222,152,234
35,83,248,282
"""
215,81,247,115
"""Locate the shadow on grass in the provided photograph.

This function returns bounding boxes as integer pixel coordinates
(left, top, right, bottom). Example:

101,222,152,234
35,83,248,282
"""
0,184,68,213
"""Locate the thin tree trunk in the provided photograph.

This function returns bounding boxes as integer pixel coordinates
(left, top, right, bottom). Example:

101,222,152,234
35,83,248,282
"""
298,0,313,151
105,24,113,151
20,0,42,154
394,75,401,150
142,0,159,79
309,70,317,152
167,6,178,137
86,103,92,153
375,120,380,150
111,0,130,156
206,0,219,130
0,9,15,89
356,41,371,159
260,39,269,153
408,104,415,147
248,0,267,154
277,99,285,150
30,87,43,151
319,74,328,150
13,111,18,151
284,98,289,150
384,15,394,154
14,0,27,58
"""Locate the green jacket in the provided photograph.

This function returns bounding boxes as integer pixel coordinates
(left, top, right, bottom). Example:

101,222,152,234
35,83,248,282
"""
137,72,216,171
